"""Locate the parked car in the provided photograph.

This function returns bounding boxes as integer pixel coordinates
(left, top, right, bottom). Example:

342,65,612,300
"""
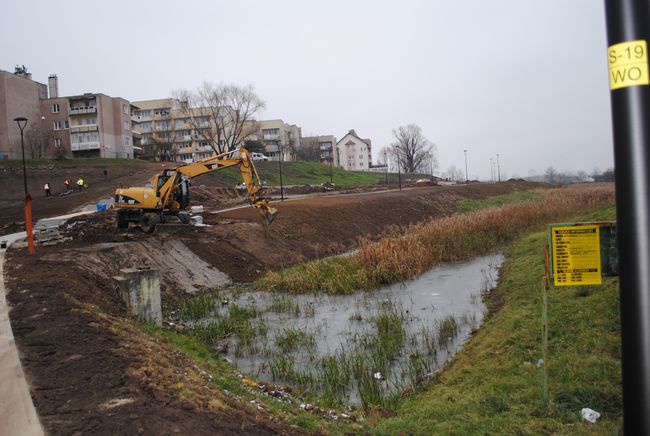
252,152,269,161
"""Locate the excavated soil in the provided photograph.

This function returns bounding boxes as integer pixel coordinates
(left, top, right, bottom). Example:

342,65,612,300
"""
4,179,543,434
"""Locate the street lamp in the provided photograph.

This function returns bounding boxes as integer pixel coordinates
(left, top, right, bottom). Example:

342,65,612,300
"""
329,144,333,184
496,153,501,182
277,142,284,201
463,149,468,184
384,149,388,185
396,145,402,191
13,116,34,255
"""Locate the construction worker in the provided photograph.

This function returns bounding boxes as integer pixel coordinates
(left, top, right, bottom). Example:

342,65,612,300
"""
77,177,84,191
43,182,51,197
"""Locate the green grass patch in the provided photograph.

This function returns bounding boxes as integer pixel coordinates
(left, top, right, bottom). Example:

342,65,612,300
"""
458,190,544,213
372,203,621,434
203,160,415,187
175,291,219,320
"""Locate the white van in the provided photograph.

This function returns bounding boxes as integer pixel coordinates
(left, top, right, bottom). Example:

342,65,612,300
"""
252,152,269,161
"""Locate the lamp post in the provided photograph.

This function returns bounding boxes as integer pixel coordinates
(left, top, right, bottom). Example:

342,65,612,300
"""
496,153,501,182
329,144,333,184
463,149,468,184
277,142,284,201
384,149,388,185
13,117,34,255
396,145,402,191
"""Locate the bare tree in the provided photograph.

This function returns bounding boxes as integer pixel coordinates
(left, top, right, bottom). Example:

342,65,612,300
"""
389,124,438,173
174,83,265,155
24,122,53,159
544,166,557,183
442,165,465,181
151,131,176,161
295,136,321,161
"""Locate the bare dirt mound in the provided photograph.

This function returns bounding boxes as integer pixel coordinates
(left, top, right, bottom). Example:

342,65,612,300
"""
5,180,542,434
0,162,165,231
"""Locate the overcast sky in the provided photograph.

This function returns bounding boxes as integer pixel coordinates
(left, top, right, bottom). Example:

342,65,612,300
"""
2,0,613,179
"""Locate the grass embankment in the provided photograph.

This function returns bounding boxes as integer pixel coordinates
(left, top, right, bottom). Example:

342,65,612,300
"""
257,185,615,294
373,204,621,434
203,160,409,187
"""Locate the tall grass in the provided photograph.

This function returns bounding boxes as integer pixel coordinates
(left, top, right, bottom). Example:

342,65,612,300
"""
257,185,614,294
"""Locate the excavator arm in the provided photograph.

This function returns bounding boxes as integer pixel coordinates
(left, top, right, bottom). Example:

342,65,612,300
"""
175,147,277,224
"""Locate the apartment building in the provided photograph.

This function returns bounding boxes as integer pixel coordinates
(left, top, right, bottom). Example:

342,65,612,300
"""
67,93,134,158
132,98,177,160
299,135,337,163
0,67,47,160
336,129,372,170
0,66,134,159
132,99,217,162
250,119,300,161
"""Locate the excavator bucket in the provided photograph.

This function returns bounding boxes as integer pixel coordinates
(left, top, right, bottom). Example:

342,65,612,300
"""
262,206,278,225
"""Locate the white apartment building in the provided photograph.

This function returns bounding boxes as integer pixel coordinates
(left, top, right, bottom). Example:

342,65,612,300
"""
336,129,372,170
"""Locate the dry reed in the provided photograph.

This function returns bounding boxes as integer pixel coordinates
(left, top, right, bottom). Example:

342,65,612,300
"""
258,185,615,294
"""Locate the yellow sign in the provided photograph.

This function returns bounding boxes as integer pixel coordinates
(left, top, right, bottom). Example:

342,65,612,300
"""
551,225,602,286
609,40,649,90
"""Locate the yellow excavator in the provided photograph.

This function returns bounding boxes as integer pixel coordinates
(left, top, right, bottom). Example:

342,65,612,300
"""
114,147,277,233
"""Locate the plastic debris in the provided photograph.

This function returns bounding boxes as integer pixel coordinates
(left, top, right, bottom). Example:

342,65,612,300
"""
580,408,601,423
373,372,383,380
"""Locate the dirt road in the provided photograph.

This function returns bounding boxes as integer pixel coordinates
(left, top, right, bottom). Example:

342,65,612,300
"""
4,179,542,434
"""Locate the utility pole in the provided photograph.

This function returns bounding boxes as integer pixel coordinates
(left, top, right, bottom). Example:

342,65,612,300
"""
384,149,388,185
604,0,650,432
396,145,402,190
496,153,501,182
463,149,468,184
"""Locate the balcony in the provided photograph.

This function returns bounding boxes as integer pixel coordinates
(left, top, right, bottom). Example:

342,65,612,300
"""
69,106,97,115
71,141,100,151
69,125,99,133
263,133,280,140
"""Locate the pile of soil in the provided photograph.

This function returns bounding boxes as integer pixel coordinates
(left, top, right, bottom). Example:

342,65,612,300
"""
4,179,543,434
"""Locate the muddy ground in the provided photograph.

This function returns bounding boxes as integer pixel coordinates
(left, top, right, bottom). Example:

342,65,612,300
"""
4,179,542,434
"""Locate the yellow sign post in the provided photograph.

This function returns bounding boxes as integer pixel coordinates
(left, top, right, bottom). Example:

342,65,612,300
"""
550,224,602,287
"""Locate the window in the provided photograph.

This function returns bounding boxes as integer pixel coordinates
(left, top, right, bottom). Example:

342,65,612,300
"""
53,121,61,130
54,138,62,147
359,155,364,159
123,121,129,129
124,137,131,146
52,103,60,113
64,120,69,129
123,104,129,114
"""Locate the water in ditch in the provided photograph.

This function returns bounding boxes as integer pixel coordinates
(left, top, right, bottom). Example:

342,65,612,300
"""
186,253,503,406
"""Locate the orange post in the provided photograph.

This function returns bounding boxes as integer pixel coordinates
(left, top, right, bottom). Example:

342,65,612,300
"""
24,193,34,255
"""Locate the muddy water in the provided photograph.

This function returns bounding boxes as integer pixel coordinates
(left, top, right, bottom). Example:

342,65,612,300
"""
201,253,503,405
